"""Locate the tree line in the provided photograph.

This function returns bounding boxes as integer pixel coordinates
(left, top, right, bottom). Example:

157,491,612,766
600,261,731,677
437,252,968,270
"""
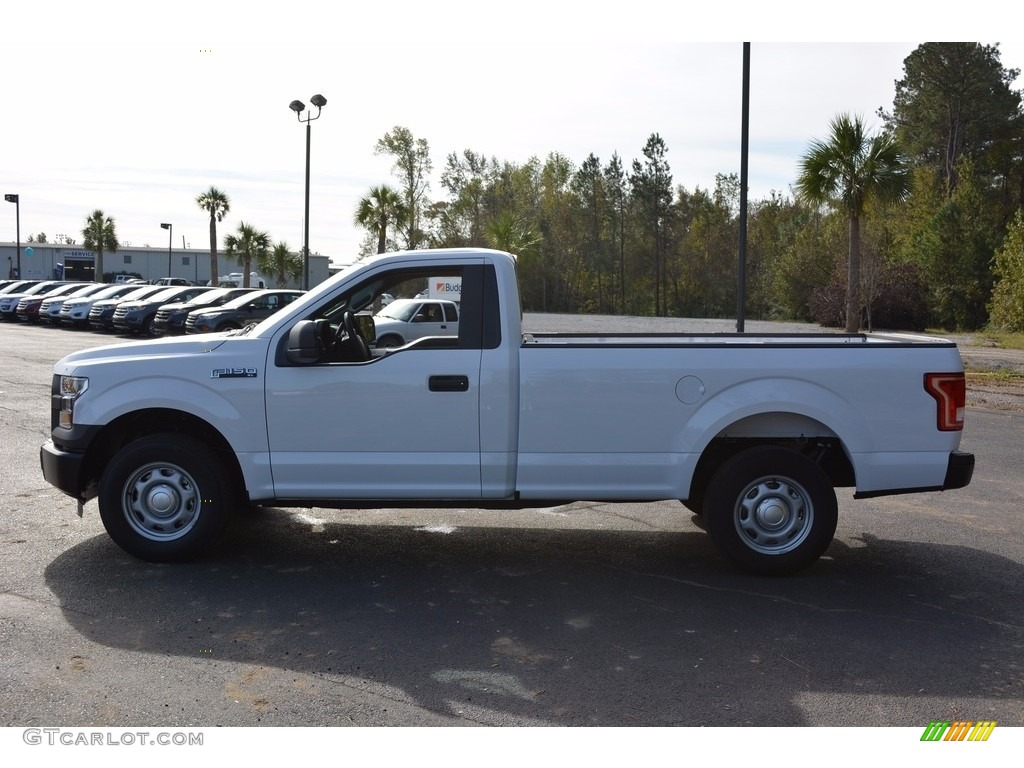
357,43,1024,332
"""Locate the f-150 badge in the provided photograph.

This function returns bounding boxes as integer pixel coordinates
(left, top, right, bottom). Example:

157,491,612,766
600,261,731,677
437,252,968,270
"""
211,367,258,378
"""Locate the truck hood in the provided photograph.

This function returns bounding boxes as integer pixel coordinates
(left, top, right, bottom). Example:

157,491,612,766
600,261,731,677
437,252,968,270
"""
55,335,232,373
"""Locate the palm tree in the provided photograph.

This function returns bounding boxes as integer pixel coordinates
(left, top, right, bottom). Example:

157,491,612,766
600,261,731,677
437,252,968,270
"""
486,211,545,307
353,185,407,254
82,210,118,281
796,114,910,333
258,241,302,287
196,187,230,287
223,222,271,288
485,211,541,256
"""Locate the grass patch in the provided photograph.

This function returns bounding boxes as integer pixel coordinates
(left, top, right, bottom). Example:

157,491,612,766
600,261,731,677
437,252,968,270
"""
948,329,1024,349
965,367,1024,382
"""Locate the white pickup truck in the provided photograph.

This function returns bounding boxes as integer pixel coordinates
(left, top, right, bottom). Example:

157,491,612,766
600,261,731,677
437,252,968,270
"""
372,297,460,347
40,248,974,574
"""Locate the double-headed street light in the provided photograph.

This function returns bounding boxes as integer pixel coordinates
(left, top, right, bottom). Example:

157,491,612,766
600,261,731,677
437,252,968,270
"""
4,194,19,278
289,93,326,290
160,222,172,278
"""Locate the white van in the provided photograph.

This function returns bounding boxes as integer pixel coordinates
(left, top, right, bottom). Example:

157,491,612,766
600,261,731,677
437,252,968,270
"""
213,272,268,289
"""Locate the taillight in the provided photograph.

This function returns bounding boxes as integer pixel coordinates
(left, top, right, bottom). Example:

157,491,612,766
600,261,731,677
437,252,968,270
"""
924,373,966,431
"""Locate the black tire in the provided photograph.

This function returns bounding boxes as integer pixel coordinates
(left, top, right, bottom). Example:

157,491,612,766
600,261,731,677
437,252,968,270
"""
98,434,235,562
376,334,404,348
703,446,837,575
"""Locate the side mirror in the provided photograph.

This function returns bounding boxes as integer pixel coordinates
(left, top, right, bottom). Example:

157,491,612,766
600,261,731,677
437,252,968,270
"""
286,320,319,365
356,314,375,342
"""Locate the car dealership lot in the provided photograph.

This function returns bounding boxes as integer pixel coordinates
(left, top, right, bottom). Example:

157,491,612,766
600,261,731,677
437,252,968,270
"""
1,320,1022,727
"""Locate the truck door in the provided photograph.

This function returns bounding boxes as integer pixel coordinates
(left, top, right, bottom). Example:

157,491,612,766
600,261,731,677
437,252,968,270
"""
264,265,488,500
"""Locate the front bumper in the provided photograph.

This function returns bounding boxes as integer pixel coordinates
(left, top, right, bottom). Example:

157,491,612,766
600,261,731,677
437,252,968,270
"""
113,316,143,330
40,439,87,501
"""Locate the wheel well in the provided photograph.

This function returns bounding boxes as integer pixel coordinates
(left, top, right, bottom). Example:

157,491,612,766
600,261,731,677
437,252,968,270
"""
80,408,247,503
687,435,855,511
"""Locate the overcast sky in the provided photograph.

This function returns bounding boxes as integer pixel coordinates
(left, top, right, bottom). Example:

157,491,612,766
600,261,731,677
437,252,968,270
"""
4,4,1022,265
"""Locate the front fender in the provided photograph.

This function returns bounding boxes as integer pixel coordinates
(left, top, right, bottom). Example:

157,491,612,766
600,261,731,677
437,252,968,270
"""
78,375,268,452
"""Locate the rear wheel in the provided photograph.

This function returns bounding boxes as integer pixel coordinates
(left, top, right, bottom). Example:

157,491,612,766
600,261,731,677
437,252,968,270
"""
703,446,837,575
98,434,235,562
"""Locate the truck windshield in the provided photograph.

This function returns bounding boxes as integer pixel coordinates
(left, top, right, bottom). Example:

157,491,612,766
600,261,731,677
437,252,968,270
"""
375,299,419,322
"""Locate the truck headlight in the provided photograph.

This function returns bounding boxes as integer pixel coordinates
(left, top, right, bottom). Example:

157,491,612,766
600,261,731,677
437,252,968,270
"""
59,376,89,429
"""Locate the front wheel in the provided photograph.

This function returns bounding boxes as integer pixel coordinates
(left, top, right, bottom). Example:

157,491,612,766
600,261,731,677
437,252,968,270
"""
98,434,235,562
703,447,837,575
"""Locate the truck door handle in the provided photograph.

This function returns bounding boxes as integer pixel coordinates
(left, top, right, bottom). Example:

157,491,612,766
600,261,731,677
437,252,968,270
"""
429,375,469,392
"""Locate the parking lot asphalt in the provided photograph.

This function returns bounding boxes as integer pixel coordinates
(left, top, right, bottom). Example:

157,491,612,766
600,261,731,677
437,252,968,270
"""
1,318,1022,729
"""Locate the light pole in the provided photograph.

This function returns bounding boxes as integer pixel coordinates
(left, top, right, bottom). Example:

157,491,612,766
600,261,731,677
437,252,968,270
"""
4,194,19,278
160,223,172,278
289,94,326,290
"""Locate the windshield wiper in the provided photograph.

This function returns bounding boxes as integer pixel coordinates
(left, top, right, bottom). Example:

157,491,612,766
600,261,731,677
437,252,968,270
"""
227,322,259,337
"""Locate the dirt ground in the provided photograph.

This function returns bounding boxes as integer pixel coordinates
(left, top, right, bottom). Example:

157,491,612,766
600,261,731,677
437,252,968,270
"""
946,334,1024,413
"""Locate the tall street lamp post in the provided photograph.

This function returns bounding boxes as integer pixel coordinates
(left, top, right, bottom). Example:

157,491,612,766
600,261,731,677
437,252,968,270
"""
160,223,172,278
289,94,326,291
4,194,19,278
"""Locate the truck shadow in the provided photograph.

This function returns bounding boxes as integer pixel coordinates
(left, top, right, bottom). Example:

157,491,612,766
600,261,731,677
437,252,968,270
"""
44,509,1023,726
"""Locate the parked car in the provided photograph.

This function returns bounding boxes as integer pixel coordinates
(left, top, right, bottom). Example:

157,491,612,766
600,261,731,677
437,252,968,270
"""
152,287,257,335
153,277,192,287
59,284,151,328
185,289,304,333
0,280,41,297
371,298,460,347
15,283,93,323
88,285,168,331
38,283,111,325
0,281,78,321
112,286,214,335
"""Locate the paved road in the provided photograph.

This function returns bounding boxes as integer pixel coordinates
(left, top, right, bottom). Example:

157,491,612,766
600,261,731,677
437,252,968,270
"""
1,319,1021,728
